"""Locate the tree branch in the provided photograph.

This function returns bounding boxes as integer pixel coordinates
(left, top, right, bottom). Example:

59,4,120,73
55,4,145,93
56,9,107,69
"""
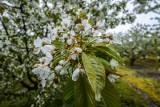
0,17,9,36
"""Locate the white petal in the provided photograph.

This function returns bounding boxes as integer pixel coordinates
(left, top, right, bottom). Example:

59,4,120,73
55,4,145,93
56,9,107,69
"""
71,54,76,60
67,38,72,45
108,74,120,83
50,35,57,41
82,20,91,31
96,20,105,28
72,68,80,81
44,56,53,65
40,66,51,79
41,79,46,87
55,65,63,71
59,60,66,65
61,16,71,27
110,59,119,69
40,71,49,79
96,38,103,43
63,34,68,39
60,69,66,75
41,45,55,55
34,37,42,48
32,67,41,75
93,30,101,37
84,23,91,31
45,52,52,58
75,47,82,53
70,30,75,36
1,1,14,7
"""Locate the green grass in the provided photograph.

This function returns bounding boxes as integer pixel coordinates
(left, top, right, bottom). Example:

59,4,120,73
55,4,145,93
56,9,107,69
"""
117,67,160,103
115,80,148,107
116,58,160,107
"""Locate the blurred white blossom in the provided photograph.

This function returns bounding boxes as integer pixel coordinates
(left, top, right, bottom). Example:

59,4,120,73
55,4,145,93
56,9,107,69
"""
110,59,119,69
108,74,120,83
72,68,81,81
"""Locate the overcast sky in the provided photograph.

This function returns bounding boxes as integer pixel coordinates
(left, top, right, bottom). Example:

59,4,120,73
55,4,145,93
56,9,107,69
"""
107,1,160,33
107,12,159,33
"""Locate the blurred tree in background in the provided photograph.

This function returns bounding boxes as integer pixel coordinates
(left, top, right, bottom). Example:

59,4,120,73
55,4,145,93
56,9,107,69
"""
115,24,160,66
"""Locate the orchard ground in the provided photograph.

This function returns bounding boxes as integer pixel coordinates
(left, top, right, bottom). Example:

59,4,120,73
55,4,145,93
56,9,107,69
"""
115,57,160,107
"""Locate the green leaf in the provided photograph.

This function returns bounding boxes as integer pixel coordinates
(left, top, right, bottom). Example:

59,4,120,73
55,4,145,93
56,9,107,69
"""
74,74,96,107
82,52,96,93
101,78,121,107
90,56,106,101
63,78,76,107
51,54,64,66
79,11,87,18
92,45,124,64
97,57,116,73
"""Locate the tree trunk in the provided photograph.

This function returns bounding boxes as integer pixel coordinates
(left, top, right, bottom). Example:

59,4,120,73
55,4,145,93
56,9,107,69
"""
130,57,136,66
143,55,146,59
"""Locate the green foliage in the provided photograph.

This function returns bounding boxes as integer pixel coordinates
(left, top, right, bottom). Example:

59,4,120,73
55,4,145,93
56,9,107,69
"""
63,44,122,107
90,57,106,101
101,78,121,107
74,75,96,107
82,52,96,93
63,79,75,107
92,45,124,64
63,75,95,107
97,57,115,73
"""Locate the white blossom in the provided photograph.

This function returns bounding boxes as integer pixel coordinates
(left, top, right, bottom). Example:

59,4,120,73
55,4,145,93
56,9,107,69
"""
59,60,66,65
67,38,73,45
44,56,53,65
41,79,46,87
41,45,55,56
96,20,105,28
1,1,14,7
63,34,68,39
32,64,53,87
96,38,104,43
108,74,120,83
34,37,42,48
75,47,82,53
60,69,66,75
93,30,102,37
72,68,80,81
55,65,63,71
82,20,91,31
71,53,77,60
39,56,53,65
70,30,75,36
110,59,119,69
61,16,71,27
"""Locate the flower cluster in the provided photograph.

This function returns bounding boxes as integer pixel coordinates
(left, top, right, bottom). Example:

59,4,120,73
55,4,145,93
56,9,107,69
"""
32,2,119,87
